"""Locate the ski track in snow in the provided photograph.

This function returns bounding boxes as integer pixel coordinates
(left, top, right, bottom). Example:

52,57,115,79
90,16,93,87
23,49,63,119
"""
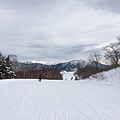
0,79,120,120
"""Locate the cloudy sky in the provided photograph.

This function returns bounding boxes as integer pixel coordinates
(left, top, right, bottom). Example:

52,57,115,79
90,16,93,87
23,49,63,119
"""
0,0,120,62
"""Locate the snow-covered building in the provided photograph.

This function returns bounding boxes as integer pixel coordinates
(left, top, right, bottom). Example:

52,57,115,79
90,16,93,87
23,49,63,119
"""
9,54,18,62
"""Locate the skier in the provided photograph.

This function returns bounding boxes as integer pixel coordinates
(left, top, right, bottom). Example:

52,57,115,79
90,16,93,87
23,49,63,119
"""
39,73,42,82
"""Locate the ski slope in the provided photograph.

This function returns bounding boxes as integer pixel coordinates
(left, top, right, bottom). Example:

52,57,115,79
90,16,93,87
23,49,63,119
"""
0,77,120,120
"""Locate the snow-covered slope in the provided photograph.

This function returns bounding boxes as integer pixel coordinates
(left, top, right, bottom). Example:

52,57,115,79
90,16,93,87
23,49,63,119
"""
89,67,120,86
103,68,120,82
0,68,120,120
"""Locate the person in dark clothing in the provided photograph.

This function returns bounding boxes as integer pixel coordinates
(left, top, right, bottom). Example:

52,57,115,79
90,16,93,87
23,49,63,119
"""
39,73,42,81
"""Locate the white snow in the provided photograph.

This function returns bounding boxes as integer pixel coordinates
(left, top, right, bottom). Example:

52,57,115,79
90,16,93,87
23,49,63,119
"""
32,60,61,65
60,71,75,81
89,67,120,87
0,68,120,120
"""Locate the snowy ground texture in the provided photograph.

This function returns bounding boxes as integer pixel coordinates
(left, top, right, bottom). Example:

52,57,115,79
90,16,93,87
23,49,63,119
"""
0,68,120,120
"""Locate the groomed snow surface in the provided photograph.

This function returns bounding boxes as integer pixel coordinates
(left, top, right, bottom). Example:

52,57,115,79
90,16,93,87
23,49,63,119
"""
0,68,120,120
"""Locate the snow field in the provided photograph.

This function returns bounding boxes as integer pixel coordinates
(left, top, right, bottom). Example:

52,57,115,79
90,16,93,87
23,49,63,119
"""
0,79,120,120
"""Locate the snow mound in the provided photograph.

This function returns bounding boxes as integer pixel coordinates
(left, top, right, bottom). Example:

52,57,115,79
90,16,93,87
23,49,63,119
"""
89,67,120,86
103,67,120,83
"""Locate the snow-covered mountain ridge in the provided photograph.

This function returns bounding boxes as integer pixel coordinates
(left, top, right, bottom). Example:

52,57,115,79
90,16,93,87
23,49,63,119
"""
16,59,108,71
33,59,87,65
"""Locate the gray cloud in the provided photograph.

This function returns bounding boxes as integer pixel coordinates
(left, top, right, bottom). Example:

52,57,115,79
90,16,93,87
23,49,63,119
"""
67,43,99,54
83,0,120,14
22,43,99,62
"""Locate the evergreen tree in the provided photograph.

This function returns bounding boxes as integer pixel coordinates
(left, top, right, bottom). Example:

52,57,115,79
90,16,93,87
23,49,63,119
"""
0,53,6,79
5,56,16,78
0,53,16,79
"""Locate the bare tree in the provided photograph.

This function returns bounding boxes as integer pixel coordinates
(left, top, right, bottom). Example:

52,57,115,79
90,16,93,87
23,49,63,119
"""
88,52,102,70
103,42,120,67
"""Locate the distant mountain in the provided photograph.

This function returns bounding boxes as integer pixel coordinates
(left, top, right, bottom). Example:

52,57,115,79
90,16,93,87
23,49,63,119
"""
49,60,88,71
15,59,108,72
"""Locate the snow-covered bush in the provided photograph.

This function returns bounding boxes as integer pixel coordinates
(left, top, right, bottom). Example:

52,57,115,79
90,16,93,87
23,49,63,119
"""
89,67,120,81
89,72,106,80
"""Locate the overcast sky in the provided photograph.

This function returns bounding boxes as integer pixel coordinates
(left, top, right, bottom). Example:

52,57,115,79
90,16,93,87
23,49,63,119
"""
0,0,120,62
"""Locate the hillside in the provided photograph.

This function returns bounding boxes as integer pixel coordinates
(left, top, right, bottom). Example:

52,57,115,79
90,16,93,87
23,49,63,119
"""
0,68,120,120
